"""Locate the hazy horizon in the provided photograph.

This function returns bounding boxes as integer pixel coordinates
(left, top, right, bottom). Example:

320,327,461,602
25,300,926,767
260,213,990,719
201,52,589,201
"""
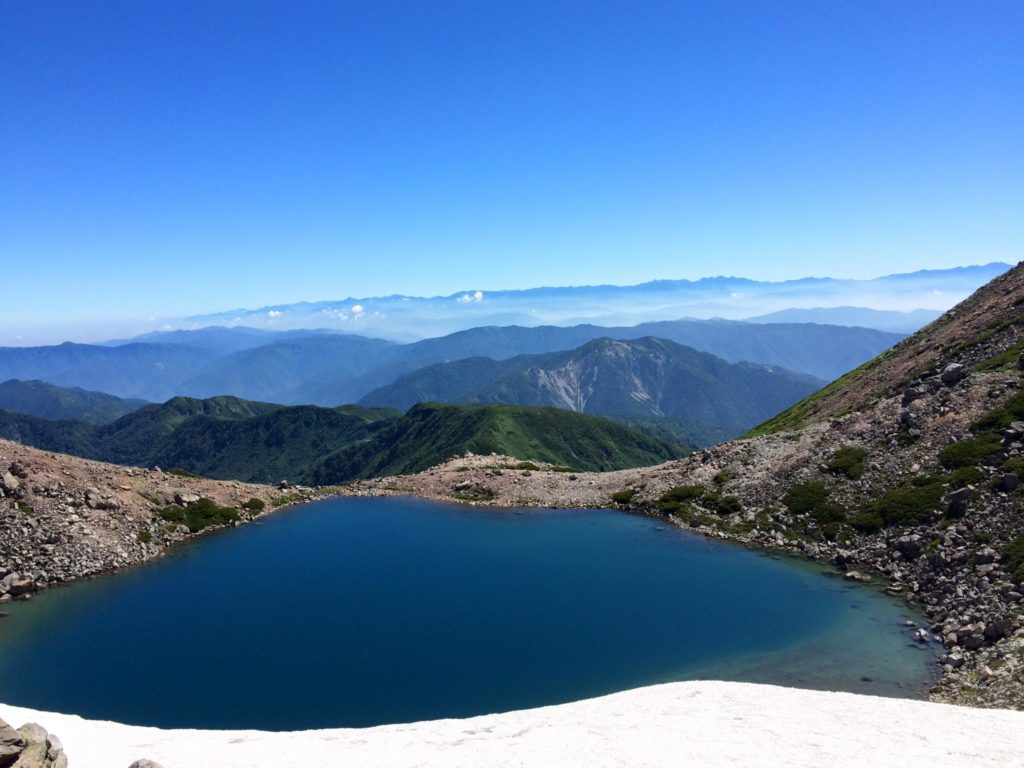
0,261,1010,346
3,3,1021,339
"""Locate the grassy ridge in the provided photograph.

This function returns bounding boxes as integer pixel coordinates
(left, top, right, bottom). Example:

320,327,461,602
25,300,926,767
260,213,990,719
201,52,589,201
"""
305,402,685,484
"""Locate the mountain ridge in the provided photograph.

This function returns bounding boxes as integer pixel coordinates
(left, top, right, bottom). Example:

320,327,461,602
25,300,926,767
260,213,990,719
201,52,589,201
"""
360,336,822,444
0,319,902,405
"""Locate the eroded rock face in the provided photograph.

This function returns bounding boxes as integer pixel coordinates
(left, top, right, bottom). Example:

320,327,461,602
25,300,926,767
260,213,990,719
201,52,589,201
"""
0,719,67,768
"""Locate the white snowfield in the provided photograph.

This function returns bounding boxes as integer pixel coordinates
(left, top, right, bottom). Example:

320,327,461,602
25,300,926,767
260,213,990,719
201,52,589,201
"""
2,681,1023,768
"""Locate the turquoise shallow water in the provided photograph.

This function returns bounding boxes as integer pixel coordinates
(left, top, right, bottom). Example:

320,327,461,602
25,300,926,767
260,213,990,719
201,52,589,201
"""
0,497,938,729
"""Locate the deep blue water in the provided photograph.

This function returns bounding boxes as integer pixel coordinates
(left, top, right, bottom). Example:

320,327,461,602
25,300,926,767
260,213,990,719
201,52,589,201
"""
0,497,937,729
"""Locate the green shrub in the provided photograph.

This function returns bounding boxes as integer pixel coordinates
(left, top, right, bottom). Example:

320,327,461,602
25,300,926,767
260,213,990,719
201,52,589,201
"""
896,428,918,446
241,497,266,512
15,500,32,515
938,434,1003,469
656,485,705,515
975,341,1024,372
1003,456,1024,475
825,446,868,479
1003,533,1024,584
865,477,944,528
849,509,884,533
783,481,844,525
167,467,200,478
948,466,983,488
137,529,153,544
821,522,847,541
660,486,705,504
709,495,743,514
611,488,637,506
513,461,540,471
712,470,735,486
158,497,240,533
973,391,1024,432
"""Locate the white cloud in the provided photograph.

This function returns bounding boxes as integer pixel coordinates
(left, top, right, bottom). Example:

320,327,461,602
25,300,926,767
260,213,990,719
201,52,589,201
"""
458,290,485,304
321,308,349,321
267,310,283,319
932,289,943,296
729,292,742,300
351,304,364,315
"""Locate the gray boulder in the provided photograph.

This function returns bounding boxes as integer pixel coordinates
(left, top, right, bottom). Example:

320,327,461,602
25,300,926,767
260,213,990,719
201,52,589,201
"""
940,363,966,385
0,473,20,497
0,719,26,768
11,723,49,768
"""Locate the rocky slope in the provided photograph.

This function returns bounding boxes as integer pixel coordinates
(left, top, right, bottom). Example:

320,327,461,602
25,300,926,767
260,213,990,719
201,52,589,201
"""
345,261,1024,710
0,439,315,600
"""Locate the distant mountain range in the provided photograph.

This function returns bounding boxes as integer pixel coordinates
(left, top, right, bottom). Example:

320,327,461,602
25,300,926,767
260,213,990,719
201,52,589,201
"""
0,319,901,409
174,263,1011,340
0,395,681,483
745,307,942,334
0,332,821,454
360,337,822,444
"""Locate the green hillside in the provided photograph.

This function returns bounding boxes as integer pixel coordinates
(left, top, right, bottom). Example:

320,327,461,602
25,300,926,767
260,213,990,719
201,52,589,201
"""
0,378,147,424
305,402,685,484
0,397,402,484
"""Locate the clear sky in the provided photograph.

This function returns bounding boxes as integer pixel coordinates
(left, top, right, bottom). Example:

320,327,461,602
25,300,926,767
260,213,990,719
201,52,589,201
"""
2,1,1021,330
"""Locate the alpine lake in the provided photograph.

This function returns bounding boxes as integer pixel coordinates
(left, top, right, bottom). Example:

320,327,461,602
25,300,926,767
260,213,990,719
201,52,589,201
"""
0,496,939,730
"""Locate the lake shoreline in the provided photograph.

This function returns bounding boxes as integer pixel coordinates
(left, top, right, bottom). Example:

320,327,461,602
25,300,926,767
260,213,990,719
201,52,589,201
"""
0,438,1017,714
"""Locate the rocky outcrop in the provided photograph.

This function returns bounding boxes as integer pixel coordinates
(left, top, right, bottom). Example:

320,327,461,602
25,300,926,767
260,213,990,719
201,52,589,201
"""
0,443,323,598
0,719,66,768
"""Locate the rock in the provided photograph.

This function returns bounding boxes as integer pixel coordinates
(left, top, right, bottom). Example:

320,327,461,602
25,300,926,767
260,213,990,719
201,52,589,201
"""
940,363,966,385
8,576,34,597
1002,473,1020,492
984,617,1015,641
896,536,922,558
0,473,20,497
127,761,167,768
173,492,200,506
844,570,871,582
964,632,985,650
901,385,928,406
0,719,26,768
946,487,971,516
12,723,49,768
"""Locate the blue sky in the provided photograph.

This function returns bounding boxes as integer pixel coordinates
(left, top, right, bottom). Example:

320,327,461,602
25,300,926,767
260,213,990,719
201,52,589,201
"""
1,1,1021,331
